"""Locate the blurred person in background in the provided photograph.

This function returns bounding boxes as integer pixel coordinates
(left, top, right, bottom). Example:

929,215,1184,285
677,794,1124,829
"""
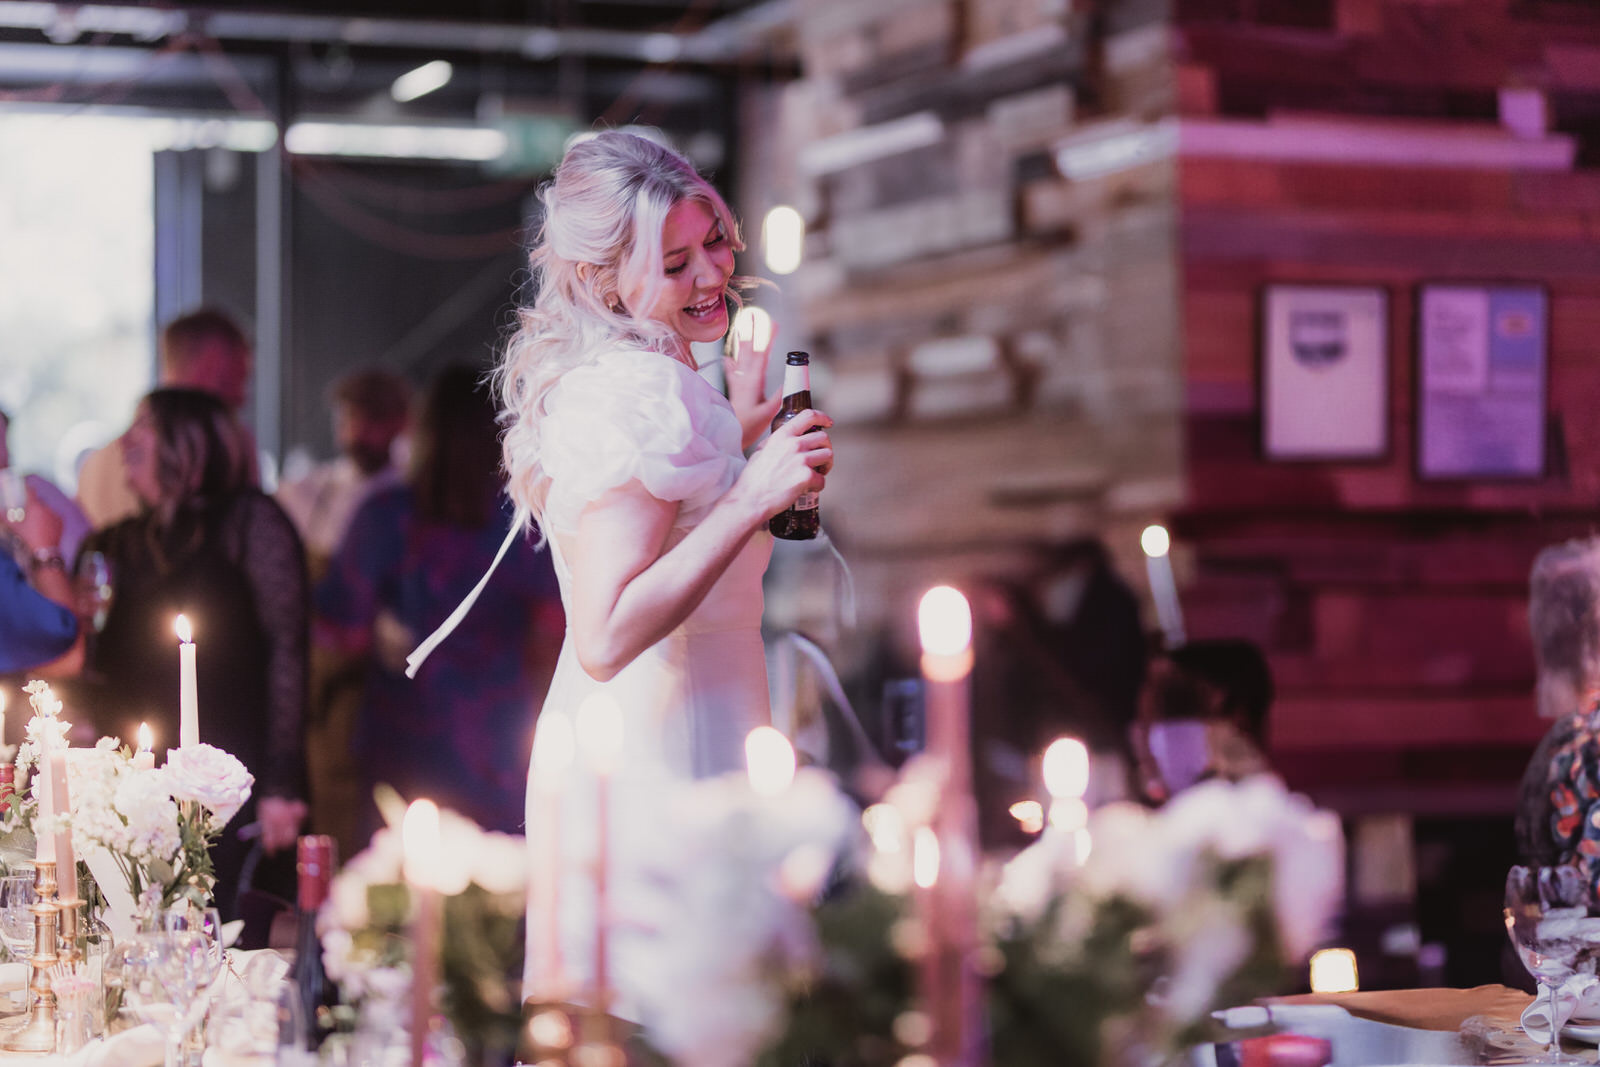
1131,638,1275,804
277,367,412,580
0,480,83,675
279,366,412,860
315,365,562,838
77,308,255,529
1515,537,1600,893
1,407,89,565
76,387,307,920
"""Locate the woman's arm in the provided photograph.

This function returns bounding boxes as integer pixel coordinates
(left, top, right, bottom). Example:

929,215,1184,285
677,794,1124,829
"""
563,409,832,681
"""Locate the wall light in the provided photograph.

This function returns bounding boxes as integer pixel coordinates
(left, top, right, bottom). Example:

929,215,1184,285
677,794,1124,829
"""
391,60,454,103
762,204,804,275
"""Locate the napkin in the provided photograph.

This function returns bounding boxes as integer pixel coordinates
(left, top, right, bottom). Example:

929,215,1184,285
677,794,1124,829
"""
1520,974,1600,1046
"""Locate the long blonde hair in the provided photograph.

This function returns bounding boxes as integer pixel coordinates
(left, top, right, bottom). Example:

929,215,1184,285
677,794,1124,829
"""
495,130,746,530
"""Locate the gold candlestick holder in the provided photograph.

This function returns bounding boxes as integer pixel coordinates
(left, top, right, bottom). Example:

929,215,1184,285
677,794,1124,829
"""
4,859,60,1053
57,897,83,965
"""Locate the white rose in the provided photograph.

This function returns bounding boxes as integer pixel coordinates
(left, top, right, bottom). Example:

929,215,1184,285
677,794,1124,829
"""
163,744,254,825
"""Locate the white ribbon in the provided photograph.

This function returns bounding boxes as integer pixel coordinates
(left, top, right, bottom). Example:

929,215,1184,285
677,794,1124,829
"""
404,521,522,679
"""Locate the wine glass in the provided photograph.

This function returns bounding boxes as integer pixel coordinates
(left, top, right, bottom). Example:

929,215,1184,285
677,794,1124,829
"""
74,550,113,634
0,875,33,1013
141,931,214,1067
1505,865,1595,1060
162,905,224,980
0,470,24,526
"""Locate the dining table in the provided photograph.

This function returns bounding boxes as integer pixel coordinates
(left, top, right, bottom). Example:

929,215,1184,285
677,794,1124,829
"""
1203,986,1555,1067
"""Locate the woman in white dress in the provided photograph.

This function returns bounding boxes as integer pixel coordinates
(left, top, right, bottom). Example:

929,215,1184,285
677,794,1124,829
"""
495,130,833,1017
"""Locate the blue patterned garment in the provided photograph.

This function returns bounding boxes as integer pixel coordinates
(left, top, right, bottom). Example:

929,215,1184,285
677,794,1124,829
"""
316,487,561,834
1516,703,1600,904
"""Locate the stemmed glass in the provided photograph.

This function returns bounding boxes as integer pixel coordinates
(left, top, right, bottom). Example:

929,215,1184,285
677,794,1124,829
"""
1505,865,1596,1061
0,875,33,1013
74,550,113,634
121,931,215,1067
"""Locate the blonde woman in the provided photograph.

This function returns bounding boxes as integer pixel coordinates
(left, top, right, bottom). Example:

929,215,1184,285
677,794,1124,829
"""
495,131,831,1014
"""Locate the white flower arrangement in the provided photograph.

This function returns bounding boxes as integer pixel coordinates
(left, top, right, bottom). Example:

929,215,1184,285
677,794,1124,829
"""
318,796,530,1054
10,683,256,914
624,768,857,1067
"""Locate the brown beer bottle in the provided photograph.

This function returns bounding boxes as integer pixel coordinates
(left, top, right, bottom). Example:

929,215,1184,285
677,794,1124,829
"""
768,351,821,540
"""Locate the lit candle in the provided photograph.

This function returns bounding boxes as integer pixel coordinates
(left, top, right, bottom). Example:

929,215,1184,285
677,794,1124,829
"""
175,615,199,748
745,726,796,797
134,724,155,771
51,746,75,903
531,710,575,998
915,585,982,1067
1042,736,1091,864
403,799,443,1067
1141,524,1186,649
575,693,624,1018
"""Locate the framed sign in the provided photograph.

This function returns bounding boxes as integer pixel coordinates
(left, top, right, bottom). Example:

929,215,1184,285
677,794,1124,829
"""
1416,283,1547,480
1260,284,1389,461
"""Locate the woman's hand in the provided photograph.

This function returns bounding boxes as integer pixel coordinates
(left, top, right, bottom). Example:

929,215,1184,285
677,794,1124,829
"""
725,318,783,451
2,484,64,555
730,408,833,521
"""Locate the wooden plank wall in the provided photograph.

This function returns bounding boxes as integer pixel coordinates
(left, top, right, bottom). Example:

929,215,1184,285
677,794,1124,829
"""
1174,0,1600,808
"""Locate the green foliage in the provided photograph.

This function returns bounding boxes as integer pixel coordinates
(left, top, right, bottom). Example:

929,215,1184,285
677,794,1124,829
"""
755,883,913,1067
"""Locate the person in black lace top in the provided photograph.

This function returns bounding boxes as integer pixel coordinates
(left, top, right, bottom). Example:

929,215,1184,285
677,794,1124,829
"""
76,388,309,919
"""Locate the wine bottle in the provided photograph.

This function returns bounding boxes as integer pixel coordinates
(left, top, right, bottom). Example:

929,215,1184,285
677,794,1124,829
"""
768,351,821,541
293,834,338,1049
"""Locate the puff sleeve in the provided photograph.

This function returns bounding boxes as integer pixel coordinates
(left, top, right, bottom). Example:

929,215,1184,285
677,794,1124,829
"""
540,350,745,534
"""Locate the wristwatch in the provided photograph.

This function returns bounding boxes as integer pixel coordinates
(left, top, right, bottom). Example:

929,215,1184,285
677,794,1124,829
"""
29,546,65,574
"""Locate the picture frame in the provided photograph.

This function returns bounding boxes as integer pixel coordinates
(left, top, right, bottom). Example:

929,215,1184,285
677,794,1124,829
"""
1259,283,1390,462
1415,282,1548,481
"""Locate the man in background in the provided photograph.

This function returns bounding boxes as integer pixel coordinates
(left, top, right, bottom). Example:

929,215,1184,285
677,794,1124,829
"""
277,367,411,580
76,308,254,528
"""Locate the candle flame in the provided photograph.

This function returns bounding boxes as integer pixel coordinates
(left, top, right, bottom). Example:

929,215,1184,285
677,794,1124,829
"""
575,692,625,774
1140,524,1171,558
137,722,153,752
174,614,193,643
402,798,442,889
912,827,940,889
917,585,971,657
1042,736,1090,799
745,726,796,796
1009,800,1045,835
1309,948,1359,993
862,803,906,853
533,710,575,779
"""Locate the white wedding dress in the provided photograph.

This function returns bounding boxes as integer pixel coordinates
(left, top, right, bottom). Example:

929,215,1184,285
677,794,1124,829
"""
522,347,773,1018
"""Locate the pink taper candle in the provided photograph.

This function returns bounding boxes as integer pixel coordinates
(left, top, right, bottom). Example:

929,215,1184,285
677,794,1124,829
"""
917,585,983,1067
403,799,442,1067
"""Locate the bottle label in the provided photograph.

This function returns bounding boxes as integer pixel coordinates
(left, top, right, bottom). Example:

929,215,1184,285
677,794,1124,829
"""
793,492,819,511
781,363,811,398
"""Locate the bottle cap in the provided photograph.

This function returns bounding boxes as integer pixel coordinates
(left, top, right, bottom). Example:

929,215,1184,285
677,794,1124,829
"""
786,351,810,365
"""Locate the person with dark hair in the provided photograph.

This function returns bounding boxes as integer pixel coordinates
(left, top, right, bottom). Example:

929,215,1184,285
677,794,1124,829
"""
1131,638,1275,803
77,307,256,529
315,365,562,837
76,387,308,918
278,367,412,577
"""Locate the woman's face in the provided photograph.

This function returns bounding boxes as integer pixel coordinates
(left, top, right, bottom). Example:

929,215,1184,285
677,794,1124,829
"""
624,199,734,348
120,403,162,506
